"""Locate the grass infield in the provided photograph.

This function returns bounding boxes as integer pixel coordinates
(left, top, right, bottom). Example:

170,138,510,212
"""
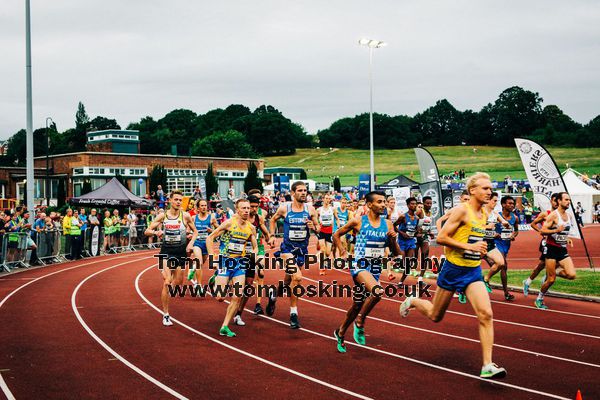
488,269,600,297
265,146,600,186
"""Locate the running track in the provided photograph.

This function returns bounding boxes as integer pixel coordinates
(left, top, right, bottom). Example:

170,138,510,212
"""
0,241,598,399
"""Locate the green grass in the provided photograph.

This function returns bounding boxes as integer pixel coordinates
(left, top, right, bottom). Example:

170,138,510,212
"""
489,269,600,297
265,146,600,186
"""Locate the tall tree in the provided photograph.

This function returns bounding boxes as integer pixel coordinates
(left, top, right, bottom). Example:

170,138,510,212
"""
489,86,543,145
57,179,66,207
73,101,90,150
81,179,93,195
89,116,121,131
205,163,219,199
191,130,257,158
148,165,168,194
244,161,263,193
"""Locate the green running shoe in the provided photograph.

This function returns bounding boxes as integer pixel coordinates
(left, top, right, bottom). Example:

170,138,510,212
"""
458,293,467,304
187,269,196,281
483,280,493,293
353,322,366,345
534,299,548,310
219,326,236,337
480,363,507,379
334,329,346,353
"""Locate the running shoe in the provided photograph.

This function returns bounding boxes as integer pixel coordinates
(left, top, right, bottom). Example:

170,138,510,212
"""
219,326,236,337
254,303,264,315
458,293,467,304
334,329,346,353
187,270,196,281
480,363,507,379
522,279,530,297
400,297,412,318
233,315,246,326
266,287,277,316
290,313,301,329
504,293,515,302
162,314,173,327
483,280,493,293
534,299,548,310
208,273,216,292
353,322,366,345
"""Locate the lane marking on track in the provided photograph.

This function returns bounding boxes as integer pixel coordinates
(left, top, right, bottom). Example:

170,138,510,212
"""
72,257,189,400
0,252,151,400
195,276,570,400
329,269,600,333
135,266,373,400
367,270,600,320
298,279,600,369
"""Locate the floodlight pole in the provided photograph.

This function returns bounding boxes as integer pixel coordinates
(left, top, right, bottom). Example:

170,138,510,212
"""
25,0,34,223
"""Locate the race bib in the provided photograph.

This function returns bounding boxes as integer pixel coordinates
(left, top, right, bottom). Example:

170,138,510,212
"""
500,229,513,240
484,230,496,239
364,247,385,258
463,235,483,260
321,215,333,225
165,234,181,243
228,242,245,253
289,229,307,241
406,228,416,238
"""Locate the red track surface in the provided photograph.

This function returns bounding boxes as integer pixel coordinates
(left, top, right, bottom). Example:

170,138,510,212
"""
1,233,599,399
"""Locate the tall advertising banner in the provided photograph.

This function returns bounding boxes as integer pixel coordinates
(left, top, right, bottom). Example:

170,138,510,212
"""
515,137,596,268
414,147,443,223
279,176,291,193
514,138,581,239
358,174,371,199
392,187,411,214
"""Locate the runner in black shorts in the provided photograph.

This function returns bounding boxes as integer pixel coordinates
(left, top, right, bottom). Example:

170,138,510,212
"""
145,190,197,326
317,194,335,275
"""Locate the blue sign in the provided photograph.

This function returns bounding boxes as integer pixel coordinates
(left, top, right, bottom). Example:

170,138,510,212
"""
358,174,371,199
280,176,290,193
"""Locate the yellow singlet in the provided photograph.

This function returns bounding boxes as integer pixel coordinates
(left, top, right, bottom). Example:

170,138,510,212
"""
445,204,488,267
220,217,253,258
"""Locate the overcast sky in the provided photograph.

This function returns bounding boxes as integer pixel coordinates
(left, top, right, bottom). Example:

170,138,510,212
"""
2,1,599,140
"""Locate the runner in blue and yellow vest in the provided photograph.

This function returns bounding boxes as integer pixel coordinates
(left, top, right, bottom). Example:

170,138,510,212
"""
206,198,257,338
400,173,507,380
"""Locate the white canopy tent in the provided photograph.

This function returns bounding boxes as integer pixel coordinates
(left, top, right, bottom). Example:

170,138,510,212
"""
562,168,600,223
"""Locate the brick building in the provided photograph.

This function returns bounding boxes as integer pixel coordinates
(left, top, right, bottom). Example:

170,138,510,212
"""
2,129,263,205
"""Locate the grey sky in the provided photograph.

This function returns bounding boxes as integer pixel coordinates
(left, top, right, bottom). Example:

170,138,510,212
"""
2,1,599,140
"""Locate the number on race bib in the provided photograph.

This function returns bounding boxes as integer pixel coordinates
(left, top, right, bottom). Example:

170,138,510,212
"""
289,229,307,241
364,247,385,258
228,242,245,253
463,235,483,260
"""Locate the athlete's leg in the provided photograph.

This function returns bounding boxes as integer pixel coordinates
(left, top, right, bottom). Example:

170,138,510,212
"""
418,241,430,279
237,275,255,315
161,266,174,314
499,254,511,297
556,257,576,280
318,239,327,275
354,272,382,328
221,274,245,329
407,286,454,322
529,259,546,280
465,281,495,366
484,249,505,282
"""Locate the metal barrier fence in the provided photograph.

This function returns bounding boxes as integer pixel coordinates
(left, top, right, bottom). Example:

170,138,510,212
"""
1,232,31,272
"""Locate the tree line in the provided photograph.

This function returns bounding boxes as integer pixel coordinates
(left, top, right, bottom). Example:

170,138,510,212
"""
318,86,600,149
2,85,598,168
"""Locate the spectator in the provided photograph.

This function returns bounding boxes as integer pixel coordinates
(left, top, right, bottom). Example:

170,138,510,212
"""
193,186,202,201
575,202,585,228
70,210,83,260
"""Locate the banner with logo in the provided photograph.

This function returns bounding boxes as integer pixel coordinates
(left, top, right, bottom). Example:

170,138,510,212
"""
442,189,453,211
514,138,581,239
414,147,443,223
91,226,100,256
418,181,442,220
392,186,411,214
358,174,371,199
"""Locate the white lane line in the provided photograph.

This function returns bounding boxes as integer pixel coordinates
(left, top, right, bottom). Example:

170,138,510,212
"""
135,266,373,400
329,269,600,337
369,270,600,320
298,282,600,369
72,258,188,400
0,253,150,400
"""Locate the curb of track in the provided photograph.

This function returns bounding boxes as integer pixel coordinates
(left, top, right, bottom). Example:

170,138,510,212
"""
492,283,600,303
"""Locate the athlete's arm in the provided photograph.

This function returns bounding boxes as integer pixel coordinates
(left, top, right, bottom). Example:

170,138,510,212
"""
385,219,401,256
184,212,198,252
144,213,165,237
268,205,286,246
540,212,563,235
258,214,270,243
250,226,258,254
206,219,232,256
308,205,321,234
512,215,520,240
437,205,487,254
530,212,546,233
395,214,411,239
436,209,451,233
333,208,340,227
332,217,360,258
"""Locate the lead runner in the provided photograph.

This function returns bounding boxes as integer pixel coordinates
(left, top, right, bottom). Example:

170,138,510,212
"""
400,173,506,379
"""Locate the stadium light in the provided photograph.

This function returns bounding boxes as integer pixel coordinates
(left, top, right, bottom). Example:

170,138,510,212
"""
358,37,386,190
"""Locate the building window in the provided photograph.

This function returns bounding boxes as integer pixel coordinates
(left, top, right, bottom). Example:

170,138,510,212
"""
73,168,84,175
232,172,244,177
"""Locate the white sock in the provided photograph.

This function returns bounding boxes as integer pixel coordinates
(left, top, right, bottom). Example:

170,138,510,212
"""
537,292,544,301
525,278,532,285
418,276,423,282
290,307,298,315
